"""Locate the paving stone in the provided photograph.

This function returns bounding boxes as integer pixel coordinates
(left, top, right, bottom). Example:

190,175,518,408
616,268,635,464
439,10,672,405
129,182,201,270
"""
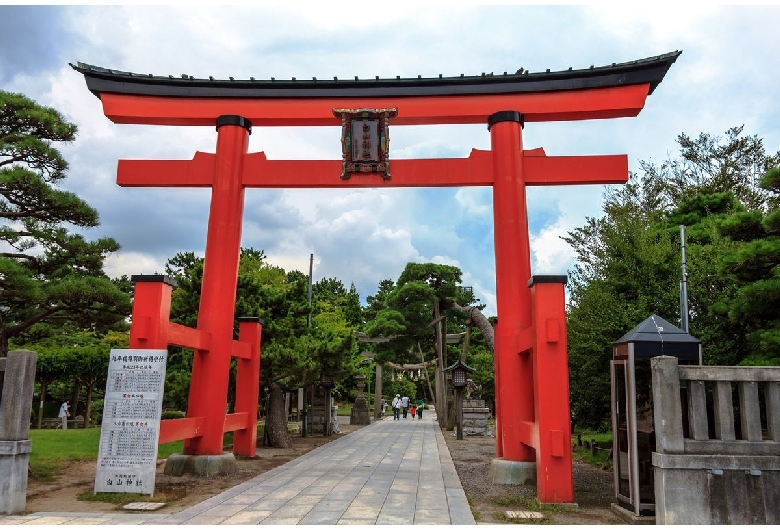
505,509,546,520
257,516,304,525
299,511,343,524
220,510,273,524
0,414,474,526
121,502,167,511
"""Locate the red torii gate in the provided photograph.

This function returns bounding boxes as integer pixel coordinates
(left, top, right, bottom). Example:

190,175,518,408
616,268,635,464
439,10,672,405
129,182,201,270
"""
73,51,679,502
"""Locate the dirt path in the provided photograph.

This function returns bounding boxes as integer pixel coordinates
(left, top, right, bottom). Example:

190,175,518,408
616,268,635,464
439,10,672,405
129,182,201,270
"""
442,431,624,525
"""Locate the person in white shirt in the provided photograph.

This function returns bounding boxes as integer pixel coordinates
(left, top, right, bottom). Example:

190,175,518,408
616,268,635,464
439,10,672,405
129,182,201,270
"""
391,394,401,420
401,395,410,418
58,400,70,429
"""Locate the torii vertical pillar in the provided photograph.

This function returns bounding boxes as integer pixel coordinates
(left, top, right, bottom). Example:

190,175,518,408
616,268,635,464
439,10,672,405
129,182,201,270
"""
490,111,535,463
184,115,251,455
488,111,574,502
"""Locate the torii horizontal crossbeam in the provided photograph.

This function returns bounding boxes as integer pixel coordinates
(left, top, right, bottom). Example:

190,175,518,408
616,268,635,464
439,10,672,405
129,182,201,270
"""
117,149,627,188
99,85,649,126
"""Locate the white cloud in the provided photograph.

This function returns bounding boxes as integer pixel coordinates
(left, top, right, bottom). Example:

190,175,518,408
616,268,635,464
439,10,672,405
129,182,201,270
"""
531,220,577,276
454,188,492,217
4,4,779,321
104,252,167,279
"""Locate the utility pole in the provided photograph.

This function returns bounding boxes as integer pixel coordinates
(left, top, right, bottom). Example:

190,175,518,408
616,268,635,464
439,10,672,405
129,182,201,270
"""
302,253,314,437
680,226,689,333
307,253,313,328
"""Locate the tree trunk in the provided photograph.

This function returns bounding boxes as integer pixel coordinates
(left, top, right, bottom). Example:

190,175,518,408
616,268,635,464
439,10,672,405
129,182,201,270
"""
416,342,436,407
83,383,93,428
70,380,81,417
461,324,471,363
265,381,292,448
451,302,494,354
36,379,48,430
434,301,449,428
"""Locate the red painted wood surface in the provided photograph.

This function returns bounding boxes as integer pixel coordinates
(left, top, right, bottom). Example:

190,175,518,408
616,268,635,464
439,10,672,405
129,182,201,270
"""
99,84,650,126
117,149,627,189
159,417,204,445
110,74,655,503
233,320,262,456
183,121,251,456
128,276,262,454
128,281,171,350
530,280,574,502
490,118,535,462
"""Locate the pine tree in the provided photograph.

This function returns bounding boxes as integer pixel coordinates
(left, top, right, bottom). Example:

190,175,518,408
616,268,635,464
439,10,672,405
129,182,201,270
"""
714,166,780,364
0,91,130,355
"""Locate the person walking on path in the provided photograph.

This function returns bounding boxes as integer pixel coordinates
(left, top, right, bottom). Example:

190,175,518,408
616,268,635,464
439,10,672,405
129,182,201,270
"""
409,404,416,419
391,394,401,420
401,395,410,418
416,398,424,419
58,400,70,429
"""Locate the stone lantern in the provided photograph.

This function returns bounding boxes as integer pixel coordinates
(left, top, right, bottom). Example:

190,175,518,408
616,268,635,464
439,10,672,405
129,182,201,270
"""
443,360,476,440
350,374,371,425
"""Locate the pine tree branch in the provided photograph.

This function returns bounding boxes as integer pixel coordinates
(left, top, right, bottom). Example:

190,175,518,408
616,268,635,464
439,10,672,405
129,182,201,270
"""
1,251,36,260
449,302,494,354
5,304,69,335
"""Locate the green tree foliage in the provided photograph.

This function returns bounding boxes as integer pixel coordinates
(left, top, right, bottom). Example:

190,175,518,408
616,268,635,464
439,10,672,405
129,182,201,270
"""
565,174,680,428
362,263,488,405
22,328,128,427
366,263,475,363
711,167,780,364
163,248,360,447
0,91,130,355
565,126,779,428
647,125,778,211
363,278,395,324
463,346,494,404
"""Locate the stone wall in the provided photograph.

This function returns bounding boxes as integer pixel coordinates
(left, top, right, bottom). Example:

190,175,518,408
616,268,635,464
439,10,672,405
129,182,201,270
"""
651,356,780,525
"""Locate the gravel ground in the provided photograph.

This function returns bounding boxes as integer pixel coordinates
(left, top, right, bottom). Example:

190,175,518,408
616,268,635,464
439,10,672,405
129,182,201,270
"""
443,430,625,525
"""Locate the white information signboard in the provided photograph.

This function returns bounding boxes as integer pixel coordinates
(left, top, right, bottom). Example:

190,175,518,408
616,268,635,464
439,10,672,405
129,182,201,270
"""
94,349,167,495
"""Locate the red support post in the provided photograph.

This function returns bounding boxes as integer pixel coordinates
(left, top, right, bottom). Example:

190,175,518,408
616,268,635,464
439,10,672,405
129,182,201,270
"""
128,275,175,350
184,115,251,456
489,111,535,462
529,276,574,503
233,317,263,457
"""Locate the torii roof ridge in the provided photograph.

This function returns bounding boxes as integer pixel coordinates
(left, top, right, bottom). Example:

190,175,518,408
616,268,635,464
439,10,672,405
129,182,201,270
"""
71,51,681,100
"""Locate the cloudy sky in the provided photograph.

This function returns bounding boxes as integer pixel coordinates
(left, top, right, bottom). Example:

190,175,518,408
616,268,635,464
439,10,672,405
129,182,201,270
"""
2,5,779,316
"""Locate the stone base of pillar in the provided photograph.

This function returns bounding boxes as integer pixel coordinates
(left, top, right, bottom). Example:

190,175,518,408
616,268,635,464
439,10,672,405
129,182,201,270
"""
163,452,237,477
610,503,655,525
0,440,32,514
489,458,536,486
350,398,371,425
463,399,491,436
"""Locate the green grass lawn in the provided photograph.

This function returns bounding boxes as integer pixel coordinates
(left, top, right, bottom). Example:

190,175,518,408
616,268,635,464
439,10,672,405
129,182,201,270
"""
572,429,613,470
27,426,263,482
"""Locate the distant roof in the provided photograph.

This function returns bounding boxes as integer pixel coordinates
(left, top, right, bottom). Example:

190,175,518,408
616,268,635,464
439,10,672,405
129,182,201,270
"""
616,314,700,345
70,51,681,100
615,314,701,361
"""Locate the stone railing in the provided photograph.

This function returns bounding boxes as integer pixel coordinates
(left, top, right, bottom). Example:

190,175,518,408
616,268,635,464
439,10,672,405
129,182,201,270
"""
651,356,780,525
0,350,38,514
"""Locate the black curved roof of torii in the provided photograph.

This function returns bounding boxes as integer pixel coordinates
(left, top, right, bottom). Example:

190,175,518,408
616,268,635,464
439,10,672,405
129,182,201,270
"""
70,51,681,100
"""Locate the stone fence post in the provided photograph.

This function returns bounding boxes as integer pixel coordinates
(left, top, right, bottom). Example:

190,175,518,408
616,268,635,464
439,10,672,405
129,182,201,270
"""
0,349,38,515
650,355,684,453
